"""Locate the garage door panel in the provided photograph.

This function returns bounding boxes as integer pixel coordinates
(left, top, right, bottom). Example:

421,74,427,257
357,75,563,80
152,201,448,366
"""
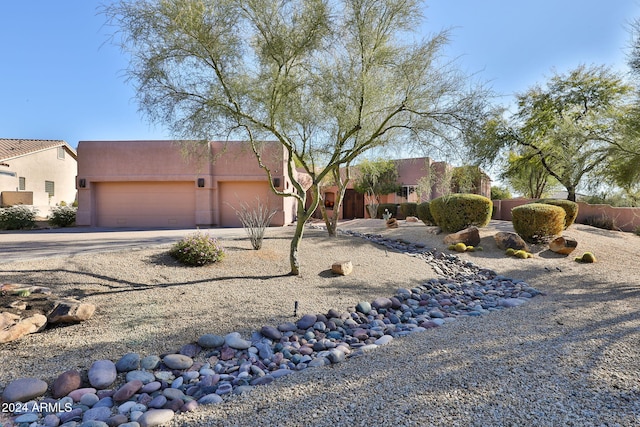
218,181,270,227
95,182,196,228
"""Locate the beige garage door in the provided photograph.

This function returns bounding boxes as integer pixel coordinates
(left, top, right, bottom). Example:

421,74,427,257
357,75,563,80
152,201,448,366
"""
218,181,270,227
95,182,196,228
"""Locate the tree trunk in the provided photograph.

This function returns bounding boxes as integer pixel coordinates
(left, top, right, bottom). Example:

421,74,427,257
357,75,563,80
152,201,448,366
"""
289,185,320,275
567,186,576,202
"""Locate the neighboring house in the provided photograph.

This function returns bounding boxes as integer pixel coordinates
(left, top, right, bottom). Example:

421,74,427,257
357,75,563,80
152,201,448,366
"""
0,138,78,215
320,157,491,220
76,140,299,228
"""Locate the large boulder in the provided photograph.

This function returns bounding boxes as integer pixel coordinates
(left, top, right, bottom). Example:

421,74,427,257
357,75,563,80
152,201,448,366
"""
494,231,529,251
47,298,96,324
443,226,480,247
549,236,578,255
0,312,47,344
331,261,353,276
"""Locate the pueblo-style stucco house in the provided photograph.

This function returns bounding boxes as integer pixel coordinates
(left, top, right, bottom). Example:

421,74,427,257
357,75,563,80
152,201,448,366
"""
320,157,491,220
0,139,78,214
76,140,298,228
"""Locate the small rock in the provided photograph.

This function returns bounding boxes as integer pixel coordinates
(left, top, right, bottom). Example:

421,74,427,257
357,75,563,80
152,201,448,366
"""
68,387,98,402
137,409,175,427
80,392,100,407
224,332,251,350
197,334,225,348
47,298,96,323
260,325,282,340
375,335,394,346
52,369,82,398
140,355,161,370
179,343,201,358
331,260,353,276
126,370,156,384
113,380,144,402
116,353,141,372
162,354,193,370
296,314,317,330
198,394,223,405
494,231,529,251
89,360,117,389
371,297,392,309
0,312,47,343
83,406,112,422
355,301,371,314
1,377,48,402
443,226,481,247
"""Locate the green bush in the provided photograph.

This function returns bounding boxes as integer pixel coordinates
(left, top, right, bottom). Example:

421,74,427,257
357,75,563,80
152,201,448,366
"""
534,199,578,228
429,193,493,232
634,226,640,236
512,203,565,243
48,206,77,227
0,205,37,230
399,202,417,219
169,232,225,266
416,202,436,225
376,203,397,219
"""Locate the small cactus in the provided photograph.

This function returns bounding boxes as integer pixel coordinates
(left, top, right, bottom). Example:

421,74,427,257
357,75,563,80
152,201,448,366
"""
466,245,475,252
576,252,596,263
448,244,456,251
505,248,516,256
454,242,467,252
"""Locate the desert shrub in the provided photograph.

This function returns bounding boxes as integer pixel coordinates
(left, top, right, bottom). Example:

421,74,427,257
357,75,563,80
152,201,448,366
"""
582,215,615,230
512,203,565,243
399,202,417,218
534,199,578,228
376,203,397,219
169,232,225,266
0,205,37,230
231,199,277,250
635,226,640,236
429,193,493,232
416,202,435,225
48,205,77,227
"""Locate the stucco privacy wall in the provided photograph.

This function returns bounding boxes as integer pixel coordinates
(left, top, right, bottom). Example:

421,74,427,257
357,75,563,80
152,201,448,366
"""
492,198,640,232
76,140,296,227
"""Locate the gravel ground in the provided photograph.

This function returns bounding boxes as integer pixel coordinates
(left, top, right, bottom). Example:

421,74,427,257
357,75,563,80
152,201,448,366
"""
1,219,640,426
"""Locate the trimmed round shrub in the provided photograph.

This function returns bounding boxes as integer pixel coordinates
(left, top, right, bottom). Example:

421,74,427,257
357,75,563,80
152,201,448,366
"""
0,205,37,230
48,205,77,227
399,202,417,219
169,232,225,266
429,193,493,232
534,199,578,229
376,203,397,219
416,202,435,225
512,203,565,243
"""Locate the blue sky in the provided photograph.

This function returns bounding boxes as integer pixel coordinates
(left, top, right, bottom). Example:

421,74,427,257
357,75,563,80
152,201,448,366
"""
1,1,638,150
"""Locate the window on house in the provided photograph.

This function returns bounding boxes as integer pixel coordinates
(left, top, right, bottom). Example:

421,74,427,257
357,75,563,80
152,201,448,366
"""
45,181,55,197
19,177,25,191
57,147,65,159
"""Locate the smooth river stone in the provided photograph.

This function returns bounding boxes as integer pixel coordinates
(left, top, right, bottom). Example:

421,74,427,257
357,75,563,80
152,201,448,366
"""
113,380,144,402
52,369,82,398
296,314,317,330
260,325,282,340
198,333,225,348
115,353,141,372
224,332,251,350
163,354,193,370
89,360,117,389
137,409,175,427
1,377,48,402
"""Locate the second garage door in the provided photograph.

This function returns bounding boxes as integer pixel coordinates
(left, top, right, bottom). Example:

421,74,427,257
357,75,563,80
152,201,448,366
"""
95,181,196,228
218,181,271,227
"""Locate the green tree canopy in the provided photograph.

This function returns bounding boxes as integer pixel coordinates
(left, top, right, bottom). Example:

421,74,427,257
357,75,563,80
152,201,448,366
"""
467,64,633,201
353,159,400,197
104,0,491,274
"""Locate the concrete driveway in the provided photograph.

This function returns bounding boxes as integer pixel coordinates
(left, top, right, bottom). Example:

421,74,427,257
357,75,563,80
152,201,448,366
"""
0,226,257,264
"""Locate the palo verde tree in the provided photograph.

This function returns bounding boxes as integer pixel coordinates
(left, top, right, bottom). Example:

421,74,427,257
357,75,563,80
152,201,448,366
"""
353,158,400,218
467,64,633,202
104,0,489,275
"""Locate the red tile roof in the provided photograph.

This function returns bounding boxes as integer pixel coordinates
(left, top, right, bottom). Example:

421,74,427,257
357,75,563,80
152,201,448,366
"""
0,138,76,161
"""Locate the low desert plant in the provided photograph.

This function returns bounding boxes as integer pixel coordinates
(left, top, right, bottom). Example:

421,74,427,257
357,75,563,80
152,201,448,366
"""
0,205,37,230
416,202,435,225
169,232,225,266
429,193,493,232
512,203,565,243
231,199,277,250
575,252,597,263
635,226,640,236
583,214,615,230
48,205,77,227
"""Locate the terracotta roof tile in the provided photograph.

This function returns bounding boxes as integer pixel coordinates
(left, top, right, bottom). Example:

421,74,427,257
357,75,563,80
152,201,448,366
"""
0,138,75,161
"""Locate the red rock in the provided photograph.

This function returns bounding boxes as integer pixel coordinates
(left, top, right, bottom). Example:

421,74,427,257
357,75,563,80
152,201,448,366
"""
112,380,143,402
52,370,82,398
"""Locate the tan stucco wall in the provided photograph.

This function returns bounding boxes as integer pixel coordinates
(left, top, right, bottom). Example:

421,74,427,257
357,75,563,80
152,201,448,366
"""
0,146,77,214
77,140,295,227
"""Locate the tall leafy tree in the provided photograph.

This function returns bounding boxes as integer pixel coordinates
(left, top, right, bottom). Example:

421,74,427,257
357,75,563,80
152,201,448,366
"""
104,0,489,274
467,64,632,201
501,149,560,198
